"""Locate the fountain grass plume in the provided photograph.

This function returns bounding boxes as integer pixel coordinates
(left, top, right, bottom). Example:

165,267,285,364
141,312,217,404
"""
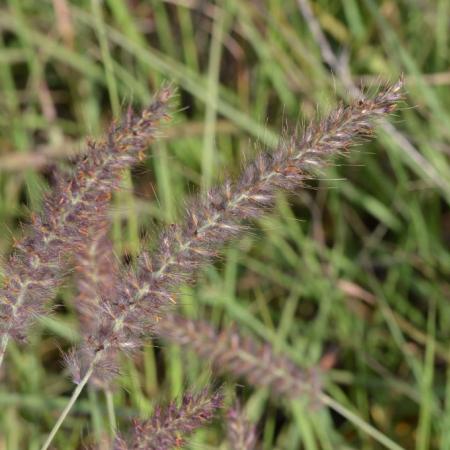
71,79,403,384
157,314,321,402
226,402,258,450
0,87,174,369
113,389,223,450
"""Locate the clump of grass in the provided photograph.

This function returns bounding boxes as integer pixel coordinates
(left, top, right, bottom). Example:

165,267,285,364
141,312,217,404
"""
0,80,404,450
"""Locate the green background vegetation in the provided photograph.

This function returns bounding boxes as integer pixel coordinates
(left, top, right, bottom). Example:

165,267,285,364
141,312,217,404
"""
0,0,449,448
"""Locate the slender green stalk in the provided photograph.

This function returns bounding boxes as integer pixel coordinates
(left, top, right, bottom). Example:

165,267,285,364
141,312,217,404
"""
40,361,96,450
319,393,405,450
201,5,230,193
0,333,9,368
91,0,120,116
91,0,140,256
105,389,117,435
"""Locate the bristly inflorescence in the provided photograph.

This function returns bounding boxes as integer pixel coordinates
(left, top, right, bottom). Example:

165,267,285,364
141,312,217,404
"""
0,87,174,366
117,80,404,331
67,80,403,385
67,221,123,385
226,402,258,450
36,80,404,449
113,389,223,450
74,222,118,334
157,314,322,402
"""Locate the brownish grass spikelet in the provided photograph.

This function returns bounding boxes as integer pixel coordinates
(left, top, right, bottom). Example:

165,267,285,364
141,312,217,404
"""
113,389,223,450
0,87,174,367
227,402,258,450
156,314,321,402
74,222,118,333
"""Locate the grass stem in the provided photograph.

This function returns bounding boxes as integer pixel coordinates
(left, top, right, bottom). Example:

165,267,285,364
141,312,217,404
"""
105,389,117,435
319,393,405,450
40,362,95,450
0,333,9,369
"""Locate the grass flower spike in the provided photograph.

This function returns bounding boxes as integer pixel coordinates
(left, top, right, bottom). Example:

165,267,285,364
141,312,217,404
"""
131,80,404,312
0,87,173,368
113,390,223,450
157,314,320,401
226,403,258,450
